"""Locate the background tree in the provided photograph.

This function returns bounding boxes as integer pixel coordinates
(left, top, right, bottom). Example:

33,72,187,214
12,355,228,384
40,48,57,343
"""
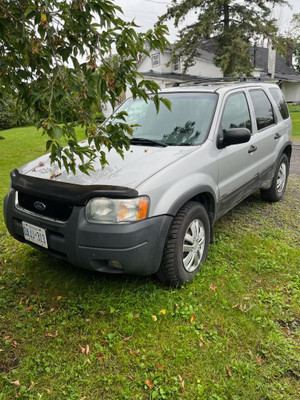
0,93,33,130
0,0,170,174
277,13,300,74
159,0,288,76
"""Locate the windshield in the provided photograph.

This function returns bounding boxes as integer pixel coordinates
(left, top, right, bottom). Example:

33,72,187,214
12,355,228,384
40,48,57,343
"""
113,92,218,146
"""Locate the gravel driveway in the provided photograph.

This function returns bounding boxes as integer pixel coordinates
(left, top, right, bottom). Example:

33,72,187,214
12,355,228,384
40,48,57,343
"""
290,142,300,177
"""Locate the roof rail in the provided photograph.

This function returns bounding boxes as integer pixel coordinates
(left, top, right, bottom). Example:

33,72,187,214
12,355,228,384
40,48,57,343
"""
172,76,262,87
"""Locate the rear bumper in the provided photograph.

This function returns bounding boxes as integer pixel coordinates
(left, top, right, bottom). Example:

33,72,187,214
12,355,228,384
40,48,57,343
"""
3,190,173,276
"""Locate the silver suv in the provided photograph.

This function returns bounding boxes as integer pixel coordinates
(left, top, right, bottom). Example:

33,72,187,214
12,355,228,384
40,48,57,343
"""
4,81,292,286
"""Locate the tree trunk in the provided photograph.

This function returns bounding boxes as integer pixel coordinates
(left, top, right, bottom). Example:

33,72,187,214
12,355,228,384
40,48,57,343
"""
224,1,230,30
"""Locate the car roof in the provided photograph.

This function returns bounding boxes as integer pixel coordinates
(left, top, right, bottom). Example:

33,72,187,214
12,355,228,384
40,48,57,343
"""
159,81,279,95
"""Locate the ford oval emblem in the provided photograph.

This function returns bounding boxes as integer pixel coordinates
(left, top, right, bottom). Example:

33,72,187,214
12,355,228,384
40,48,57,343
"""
34,201,46,211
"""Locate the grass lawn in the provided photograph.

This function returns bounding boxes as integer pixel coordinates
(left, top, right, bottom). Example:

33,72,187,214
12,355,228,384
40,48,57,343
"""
289,104,300,141
0,125,299,399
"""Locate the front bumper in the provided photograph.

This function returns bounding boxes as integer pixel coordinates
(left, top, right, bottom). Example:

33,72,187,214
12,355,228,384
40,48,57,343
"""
3,190,173,276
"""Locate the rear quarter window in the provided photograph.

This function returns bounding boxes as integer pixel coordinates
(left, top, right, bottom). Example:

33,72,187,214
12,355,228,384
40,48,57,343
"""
249,89,275,131
269,88,290,120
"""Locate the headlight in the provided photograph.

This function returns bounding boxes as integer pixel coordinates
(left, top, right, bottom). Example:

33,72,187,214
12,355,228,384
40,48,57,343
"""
86,197,149,224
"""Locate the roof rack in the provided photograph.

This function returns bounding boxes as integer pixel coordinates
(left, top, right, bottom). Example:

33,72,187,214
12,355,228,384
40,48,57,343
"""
172,76,262,87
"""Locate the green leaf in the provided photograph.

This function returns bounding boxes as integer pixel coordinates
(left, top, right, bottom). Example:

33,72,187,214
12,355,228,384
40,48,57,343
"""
53,126,63,139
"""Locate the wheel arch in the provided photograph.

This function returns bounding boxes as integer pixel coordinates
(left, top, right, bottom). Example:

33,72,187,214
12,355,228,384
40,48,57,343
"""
167,186,216,243
282,143,292,162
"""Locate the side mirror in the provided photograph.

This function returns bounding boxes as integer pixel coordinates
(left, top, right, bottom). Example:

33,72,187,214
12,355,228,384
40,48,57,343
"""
218,128,251,148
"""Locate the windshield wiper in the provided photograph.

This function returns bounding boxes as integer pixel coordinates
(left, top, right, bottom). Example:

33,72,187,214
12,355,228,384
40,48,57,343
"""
130,137,168,148
165,142,193,146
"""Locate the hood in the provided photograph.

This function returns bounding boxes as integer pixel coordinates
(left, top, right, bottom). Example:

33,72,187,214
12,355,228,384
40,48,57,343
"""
19,141,196,190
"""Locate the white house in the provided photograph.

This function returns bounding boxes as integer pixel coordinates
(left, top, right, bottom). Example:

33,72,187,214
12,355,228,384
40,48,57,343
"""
102,41,300,117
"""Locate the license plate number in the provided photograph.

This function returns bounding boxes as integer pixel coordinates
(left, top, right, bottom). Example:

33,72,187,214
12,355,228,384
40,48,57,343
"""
22,222,48,249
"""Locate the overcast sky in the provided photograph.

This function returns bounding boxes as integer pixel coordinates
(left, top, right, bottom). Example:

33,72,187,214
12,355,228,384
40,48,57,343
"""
115,0,300,42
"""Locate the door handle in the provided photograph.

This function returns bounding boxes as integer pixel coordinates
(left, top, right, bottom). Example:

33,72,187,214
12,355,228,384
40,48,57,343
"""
274,133,281,140
248,145,257,154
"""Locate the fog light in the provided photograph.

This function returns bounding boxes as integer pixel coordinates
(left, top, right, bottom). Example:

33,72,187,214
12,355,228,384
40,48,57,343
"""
108,260,123,270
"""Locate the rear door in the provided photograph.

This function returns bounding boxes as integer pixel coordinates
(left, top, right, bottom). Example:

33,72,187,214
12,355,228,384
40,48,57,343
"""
247,89,280,181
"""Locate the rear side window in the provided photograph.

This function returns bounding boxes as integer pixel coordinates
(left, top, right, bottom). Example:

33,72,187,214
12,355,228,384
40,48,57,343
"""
269,88,289,120
250,90,275,131
221,92,252,132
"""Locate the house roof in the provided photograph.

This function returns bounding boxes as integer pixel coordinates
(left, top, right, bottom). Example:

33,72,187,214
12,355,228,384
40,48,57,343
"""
249,47,298,77
196,38,299,78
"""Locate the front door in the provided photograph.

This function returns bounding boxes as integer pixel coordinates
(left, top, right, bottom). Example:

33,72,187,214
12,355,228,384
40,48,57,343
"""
216,91,258,217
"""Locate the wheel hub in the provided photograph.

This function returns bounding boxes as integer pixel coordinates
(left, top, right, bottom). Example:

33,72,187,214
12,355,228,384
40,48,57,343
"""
276,162,286,193
182,219,205,273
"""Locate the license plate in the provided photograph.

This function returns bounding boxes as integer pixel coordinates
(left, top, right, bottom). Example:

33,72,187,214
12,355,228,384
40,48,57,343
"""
22,222,48,249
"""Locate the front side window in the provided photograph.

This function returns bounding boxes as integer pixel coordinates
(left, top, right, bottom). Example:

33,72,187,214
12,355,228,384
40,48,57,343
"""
250,90,275,130
269,88,289,120
221,92,252,133
112,93,218,146
151,53,160,67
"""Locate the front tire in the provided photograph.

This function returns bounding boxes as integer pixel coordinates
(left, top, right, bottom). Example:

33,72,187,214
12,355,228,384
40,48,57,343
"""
260,154,289,202
157,201,210,286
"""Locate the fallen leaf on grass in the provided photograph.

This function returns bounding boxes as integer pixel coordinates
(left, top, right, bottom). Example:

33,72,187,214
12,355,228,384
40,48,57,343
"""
145,379,154,389
232,304,239,308
87,358,91,364
122,336,132,342
98,352,104,362
127,375,135,381
210,284,216,292
178,375,184,393
156,363,164,370
226,365,232,377
86,344,90,355
79,344,85,353
44,331,58,338
255,358,264,365
239,304,254,313
243,297,250,300
27,382,35,392
50,173,62,179
11,380,20,386
134,313,140,319
45,389,51,394
99,309,106,315
12,340,18,348
190,314,196,323
186,373,193,377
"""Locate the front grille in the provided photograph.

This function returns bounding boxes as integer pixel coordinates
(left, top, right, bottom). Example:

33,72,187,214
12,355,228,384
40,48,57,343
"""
18,192,74,222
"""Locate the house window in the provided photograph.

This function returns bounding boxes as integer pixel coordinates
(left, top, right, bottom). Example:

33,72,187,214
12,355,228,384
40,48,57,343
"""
173,57,180,71
151,53,160,67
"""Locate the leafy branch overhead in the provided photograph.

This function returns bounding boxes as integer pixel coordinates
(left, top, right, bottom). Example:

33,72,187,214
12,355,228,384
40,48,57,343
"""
0,0,170,174
159,0,288,76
